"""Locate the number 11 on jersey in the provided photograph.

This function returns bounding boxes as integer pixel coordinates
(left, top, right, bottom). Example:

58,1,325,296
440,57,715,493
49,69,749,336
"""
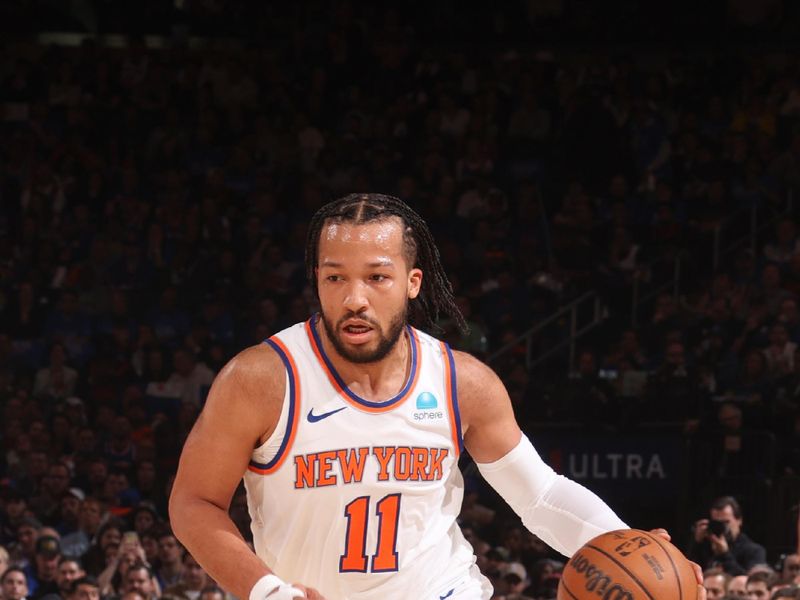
339,493,401,573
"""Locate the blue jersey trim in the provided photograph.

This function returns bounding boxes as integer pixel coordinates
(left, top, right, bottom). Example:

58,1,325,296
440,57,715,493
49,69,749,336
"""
443,342,464,454
309,314,418,409
249,338,296,471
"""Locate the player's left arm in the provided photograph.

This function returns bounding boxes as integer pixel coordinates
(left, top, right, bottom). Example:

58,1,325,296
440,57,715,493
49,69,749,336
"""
455,350,628,557
455,351,705,596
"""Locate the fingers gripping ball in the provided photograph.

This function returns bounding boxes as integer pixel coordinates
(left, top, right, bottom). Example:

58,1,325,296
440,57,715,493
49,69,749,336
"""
557,529,698,600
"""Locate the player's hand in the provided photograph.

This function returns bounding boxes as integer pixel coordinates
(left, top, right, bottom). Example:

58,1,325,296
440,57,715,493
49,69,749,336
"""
288,584,326,599
650,528,706,598
697,581,707,599
649,527,671,542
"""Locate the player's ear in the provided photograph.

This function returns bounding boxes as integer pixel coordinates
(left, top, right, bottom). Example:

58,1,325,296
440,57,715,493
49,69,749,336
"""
408,268,422,299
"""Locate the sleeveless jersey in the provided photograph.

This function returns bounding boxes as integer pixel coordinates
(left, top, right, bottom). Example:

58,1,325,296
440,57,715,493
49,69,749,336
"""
243,316,491,600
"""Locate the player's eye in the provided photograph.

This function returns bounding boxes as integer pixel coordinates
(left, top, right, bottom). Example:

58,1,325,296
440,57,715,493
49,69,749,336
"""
370,274,387,282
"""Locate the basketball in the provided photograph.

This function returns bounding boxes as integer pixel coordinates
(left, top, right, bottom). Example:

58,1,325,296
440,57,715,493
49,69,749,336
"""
557,529,698,600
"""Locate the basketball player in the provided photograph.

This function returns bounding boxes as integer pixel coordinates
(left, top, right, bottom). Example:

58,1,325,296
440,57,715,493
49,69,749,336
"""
169,194,705,600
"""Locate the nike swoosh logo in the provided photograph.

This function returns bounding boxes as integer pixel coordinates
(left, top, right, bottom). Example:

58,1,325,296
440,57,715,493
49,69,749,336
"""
307,406,347,423
439,590,454,600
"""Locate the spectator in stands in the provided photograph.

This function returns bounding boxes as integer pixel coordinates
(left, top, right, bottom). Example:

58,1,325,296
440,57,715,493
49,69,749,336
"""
523,558,564,599
24,535,61,598
123,563,159,600
69,576,100,600
165,349,214,408
56,557,86,599
16,451,49,500
138,530,159,569
82,458,108,500
554,349,618,424
645,293,685,355
101,470,139,517
689,496,767,575
439,295,489,358
780,554,800,585
722,350,773,426
43,291,93,366
104,417,137,472
763,324,797,380
11,516,42,568
703,569,730,599
727,574,748,597
29,463,72,525
82,519,124,577
131,463,164,512
745,571,776,599
604,329,649,371
1,488,30,546
645,339,703,424
2,567,30,600
130,504,159,538
198,585,225,600
96,531,148,597
33,344,78,402
155,530,184,589
163,553,210,600
60,497,105,559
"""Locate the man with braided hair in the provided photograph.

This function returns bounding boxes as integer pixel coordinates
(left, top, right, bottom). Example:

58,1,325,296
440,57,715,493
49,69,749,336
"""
169,194,705,600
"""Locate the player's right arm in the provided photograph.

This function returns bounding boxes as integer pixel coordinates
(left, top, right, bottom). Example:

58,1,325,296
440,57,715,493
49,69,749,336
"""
168,344,319,600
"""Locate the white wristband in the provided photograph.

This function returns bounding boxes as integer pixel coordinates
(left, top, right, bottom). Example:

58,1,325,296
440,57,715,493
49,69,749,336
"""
249,574,303,600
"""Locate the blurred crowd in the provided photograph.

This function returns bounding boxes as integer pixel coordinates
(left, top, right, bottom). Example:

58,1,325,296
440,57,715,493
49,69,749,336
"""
1,2,800,599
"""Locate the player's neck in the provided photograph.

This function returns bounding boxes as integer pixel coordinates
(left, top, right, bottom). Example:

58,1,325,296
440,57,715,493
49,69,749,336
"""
318,323,411,402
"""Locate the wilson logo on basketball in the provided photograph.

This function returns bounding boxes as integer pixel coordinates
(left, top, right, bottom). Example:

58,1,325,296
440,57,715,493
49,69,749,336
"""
614,535,651,557
567,553,634,600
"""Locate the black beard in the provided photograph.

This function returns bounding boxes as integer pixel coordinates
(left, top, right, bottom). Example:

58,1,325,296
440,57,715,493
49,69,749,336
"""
320,307,407,364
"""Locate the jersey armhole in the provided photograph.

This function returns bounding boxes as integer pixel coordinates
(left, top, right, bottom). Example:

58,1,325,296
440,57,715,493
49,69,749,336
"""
248,337,301,475
440,341,464,457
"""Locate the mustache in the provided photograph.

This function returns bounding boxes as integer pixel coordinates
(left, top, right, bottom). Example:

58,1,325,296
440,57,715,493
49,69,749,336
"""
336,313,379,329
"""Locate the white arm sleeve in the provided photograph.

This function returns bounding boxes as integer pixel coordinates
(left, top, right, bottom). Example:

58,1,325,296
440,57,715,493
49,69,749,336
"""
476,434,628,557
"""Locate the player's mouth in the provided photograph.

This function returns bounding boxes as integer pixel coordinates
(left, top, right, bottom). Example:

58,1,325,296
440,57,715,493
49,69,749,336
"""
341,321,375,344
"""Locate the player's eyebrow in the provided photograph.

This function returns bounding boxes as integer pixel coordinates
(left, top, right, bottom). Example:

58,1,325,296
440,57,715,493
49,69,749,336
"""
367,259,394,267
319,259,394,268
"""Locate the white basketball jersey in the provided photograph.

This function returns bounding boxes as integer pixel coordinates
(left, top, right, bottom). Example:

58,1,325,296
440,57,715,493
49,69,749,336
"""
243,316,491,600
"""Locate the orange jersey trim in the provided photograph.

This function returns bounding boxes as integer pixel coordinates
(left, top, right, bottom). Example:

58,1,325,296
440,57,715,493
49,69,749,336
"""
248,336,301,475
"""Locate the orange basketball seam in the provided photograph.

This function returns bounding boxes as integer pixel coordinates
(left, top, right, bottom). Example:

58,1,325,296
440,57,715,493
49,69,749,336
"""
559,578,581,600
585,544,655,600
642,531,687,600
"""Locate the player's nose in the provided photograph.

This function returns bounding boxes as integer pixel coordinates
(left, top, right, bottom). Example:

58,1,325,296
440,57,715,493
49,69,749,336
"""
342,280,369,312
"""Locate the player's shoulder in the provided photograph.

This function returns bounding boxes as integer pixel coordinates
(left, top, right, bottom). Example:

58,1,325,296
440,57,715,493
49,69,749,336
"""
450,349,517,436
450,349,501,388
213,342,285,394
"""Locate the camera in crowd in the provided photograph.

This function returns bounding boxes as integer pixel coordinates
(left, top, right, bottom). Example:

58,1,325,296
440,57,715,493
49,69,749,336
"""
707,519,728,537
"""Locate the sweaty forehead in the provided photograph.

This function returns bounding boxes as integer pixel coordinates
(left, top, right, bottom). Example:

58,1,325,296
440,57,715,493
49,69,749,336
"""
320,219,405,254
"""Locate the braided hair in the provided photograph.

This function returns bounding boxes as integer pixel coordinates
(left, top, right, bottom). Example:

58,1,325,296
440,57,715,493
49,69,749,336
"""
305,193,467,334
